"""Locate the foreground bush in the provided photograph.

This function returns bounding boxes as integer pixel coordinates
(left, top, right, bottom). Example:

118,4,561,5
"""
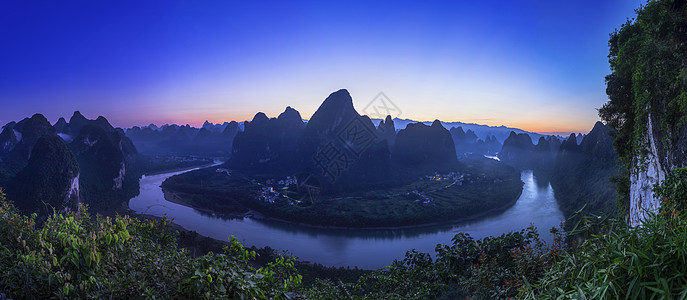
3,166,687,299
0,188,301,299
524,214,687,299
524,167,687,299
305,225,565,299
304,168,687,299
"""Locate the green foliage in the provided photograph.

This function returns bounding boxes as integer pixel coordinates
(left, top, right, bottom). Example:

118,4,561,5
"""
600,0,687,202
4,165,687,299
304,167,687,299
548,121,620,235
522,167,687,299
295,263,369,287
0,191,301,299
163,157,523,228
526,214,687,299
550,146,620,233
305,225,565,299
653,167,687,217
8,135,80,216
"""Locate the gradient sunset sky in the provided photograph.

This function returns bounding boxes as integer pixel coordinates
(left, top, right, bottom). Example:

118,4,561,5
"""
1,0,645,135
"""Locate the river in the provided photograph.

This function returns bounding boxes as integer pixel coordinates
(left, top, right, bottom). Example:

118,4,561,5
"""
129,167,565,269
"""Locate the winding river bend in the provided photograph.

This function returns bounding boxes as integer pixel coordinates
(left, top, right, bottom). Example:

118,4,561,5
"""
129,167,565,269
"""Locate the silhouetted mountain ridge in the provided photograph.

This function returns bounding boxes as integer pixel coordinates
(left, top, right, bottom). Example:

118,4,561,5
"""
0,112,141,216
551,121,619,231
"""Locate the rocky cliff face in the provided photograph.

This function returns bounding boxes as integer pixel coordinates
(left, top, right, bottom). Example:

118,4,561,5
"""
13,114,57,160
71,125,130,190
0,126,18,156
9,135,80,216
0,114,57,179
0,112,140,215
69,119,140,211
629,114,668,226
596,0,687,226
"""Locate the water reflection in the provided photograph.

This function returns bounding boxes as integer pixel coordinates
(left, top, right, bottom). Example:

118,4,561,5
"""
129,169,564,269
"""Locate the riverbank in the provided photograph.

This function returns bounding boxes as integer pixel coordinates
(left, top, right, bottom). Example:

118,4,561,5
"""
162,189,252,219
160,155,524,229
240,186,523,231
144,161,221,176
128,166,564,269
161,181,524,231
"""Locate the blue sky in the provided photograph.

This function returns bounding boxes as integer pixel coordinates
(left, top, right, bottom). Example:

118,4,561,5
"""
0,0,646,134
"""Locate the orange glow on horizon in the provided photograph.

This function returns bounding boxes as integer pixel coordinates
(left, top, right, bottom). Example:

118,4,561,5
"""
130,114,593,136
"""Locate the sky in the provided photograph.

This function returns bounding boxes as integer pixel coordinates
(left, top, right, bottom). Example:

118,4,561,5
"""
0,0,646,135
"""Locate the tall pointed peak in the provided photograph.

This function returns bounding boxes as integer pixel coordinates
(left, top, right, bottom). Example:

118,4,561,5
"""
54,117,68,133
385,115,393,124
30,113,49,122
558,133,579,152
590,121,605,133
278,106,302,120
378,115,395,131
71,111,86,120
251,112,269,123
316,89,355,114
304,89,360,137
94,116,114,130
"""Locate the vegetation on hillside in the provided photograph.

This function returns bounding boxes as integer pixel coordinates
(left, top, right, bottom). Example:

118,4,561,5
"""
550,123,620,233
0,188,301,299
599,0,687,201
162,156,522,228
2,1,685,299
2,165,687,299
308,167,687,299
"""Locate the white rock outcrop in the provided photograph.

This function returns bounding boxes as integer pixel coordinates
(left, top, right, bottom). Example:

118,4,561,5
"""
629,114,666,226
67,173,80,205
113,162,125,190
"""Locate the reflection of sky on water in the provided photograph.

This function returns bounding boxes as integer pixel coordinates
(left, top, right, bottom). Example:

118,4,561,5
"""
129,169,564,269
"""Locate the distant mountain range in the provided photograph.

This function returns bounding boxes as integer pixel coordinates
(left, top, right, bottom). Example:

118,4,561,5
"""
0,89,611,223
126,121,240,156
372,118,551,144
225,89,460,191
133,115,583,148
121,89,592,165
